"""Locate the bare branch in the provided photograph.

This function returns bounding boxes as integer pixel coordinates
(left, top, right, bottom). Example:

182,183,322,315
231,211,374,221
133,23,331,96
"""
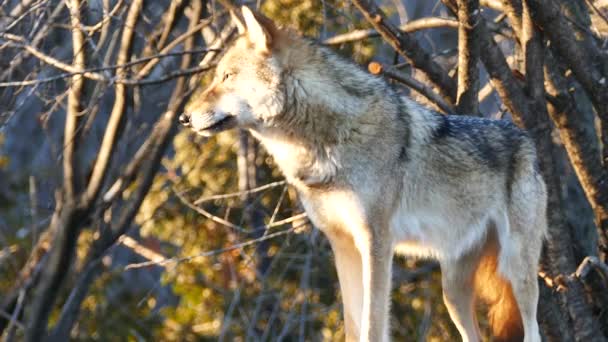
0,49,217,87
503,0,608,262
575,256,608,282
21,1,89,340
84,0,143,204
0,32,106,82
193,180,287,204
526,0,608,164
136,17,214,78
0,309,24,332
50,1,205,338
0,0,47,33
455,0,481,115
176,188,308,233
351,0,457,104
323,17,459,45
499,0,523,39
368,62,456,115
0,2,66,82
544,55,608,259
175,188,247,232
479,0,504,11
123,225,303,270
78,0,123,33
524,0,604,339
2,289,25,341
63,0,86,202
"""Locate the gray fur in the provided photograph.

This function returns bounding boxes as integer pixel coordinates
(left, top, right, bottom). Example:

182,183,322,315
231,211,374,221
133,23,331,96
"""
181,8,547,342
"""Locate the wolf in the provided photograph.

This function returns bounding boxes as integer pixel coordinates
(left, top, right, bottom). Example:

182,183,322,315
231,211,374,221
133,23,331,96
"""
179,7,547,342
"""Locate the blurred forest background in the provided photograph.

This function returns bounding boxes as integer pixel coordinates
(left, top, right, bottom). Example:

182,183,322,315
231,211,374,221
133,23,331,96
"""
1,0,608,341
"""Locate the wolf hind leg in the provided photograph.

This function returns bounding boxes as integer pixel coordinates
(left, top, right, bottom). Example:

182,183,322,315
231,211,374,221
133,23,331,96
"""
499,206,544,342
440,251,482,342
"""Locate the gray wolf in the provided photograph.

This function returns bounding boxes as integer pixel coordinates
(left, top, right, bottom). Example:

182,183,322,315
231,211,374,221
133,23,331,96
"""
180,7,547,342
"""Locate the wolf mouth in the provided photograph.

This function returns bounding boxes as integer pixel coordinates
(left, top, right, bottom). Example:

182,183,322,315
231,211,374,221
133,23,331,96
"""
198,115,237,133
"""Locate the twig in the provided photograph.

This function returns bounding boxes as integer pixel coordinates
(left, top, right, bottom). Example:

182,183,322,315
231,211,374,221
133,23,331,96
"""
175,188,246,232
177,187,308,232
0,32,106,82
298,233,315,341
126,65,216,86
585,0,608,28
80,0,123,33
0,2,65,81
0,0,47,33
3,289,26,340
218,280,242,342
0,55,216,87
118,236,165,263
539,256,608,290
0,309,23,331
136,18,214,78
323,17,459,45
480,0,504,11
268,185,288,224
478,81,494,103
194,180,287,204
368,62,456,115
123,226,301,270
156,0,183,50
575,256,608,283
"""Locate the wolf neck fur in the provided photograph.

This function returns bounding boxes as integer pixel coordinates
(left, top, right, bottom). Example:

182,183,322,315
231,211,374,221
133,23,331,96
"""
251,38,406,187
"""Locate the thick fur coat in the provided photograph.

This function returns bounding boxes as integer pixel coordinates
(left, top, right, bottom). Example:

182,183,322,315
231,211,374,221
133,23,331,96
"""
180,7,547,342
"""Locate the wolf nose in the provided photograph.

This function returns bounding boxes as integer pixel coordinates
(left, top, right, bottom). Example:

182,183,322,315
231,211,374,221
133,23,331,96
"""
179,113,191,126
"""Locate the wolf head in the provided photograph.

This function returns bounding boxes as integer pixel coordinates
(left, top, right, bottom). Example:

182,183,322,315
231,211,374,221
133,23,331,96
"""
180,7,286,136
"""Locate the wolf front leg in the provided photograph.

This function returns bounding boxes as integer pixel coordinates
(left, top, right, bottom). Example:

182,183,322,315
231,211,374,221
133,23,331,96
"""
326,230,364,342
356,227,394,342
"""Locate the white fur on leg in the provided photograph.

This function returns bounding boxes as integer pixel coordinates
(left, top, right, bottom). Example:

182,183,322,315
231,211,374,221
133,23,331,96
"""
356,233,393,342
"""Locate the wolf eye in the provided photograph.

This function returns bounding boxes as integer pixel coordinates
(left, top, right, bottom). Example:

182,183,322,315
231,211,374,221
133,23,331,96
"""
222,72,232,82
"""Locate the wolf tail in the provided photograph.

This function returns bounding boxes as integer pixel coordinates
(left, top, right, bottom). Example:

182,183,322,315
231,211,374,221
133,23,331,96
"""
474,242,524,342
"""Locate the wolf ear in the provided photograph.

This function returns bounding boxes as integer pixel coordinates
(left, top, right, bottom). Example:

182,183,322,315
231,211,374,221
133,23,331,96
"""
241,6,275,53
230,10,246,35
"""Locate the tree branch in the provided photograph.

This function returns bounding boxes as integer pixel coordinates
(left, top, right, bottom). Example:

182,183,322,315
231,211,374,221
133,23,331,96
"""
455,0,481,115
526,0,608,165
84,0,144,204
368,62,456,115
50,2,207,337
323,17,459,45
22,1,90,340
544,54,608,259
351,0,457,104
63,0,86,202
522,0,604,339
